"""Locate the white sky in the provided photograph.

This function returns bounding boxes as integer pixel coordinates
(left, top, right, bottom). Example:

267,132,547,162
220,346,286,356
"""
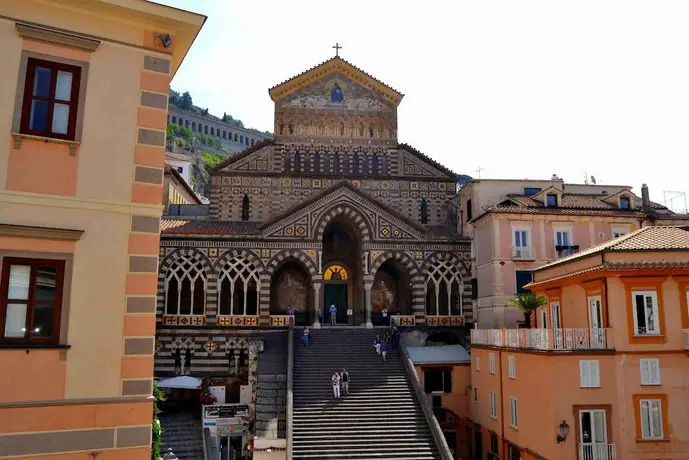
160,0,689,210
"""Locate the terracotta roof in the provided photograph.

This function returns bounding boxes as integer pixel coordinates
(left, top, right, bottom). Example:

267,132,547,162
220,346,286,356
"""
397,143,457,179
211,139,275,172
535,226,689,271
161,219,261,236
526,260,689,288
268,56,404,102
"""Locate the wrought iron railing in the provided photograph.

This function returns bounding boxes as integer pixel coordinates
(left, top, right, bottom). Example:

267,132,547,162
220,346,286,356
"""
579,442,616,460
471,328,613,350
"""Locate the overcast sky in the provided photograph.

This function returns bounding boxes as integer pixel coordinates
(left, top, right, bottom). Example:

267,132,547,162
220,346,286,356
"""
160,0,688,210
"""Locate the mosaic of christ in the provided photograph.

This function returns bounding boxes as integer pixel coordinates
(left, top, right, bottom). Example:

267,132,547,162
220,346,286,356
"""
276,269,308,311
372,272,396,312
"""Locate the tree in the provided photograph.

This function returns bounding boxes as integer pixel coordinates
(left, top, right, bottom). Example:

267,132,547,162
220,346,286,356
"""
191,153,210,196
507,292,548,328
151,383,165,460
179,91,193,110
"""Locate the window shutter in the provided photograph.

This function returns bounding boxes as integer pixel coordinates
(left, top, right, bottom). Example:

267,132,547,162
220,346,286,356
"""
640,360,650,385
650,400,662,437
580,361,590,387
591,361,600,387
444,370,452,393
640,401,651,437
650,360,660,384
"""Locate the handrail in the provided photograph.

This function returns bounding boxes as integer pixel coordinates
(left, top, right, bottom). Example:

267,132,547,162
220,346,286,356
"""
400,344,453,460
286,321,294,459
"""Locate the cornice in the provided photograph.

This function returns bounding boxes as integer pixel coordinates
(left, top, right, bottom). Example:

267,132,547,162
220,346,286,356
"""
0,223,84,241
16,22,100,52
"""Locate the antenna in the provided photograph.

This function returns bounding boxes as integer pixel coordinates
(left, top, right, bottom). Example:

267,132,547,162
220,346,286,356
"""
664,190,688,213
474,167,484,179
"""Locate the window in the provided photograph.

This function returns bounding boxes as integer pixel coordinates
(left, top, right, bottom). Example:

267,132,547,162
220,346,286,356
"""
1,258,65,344
611,225,630,238
640,399,663,439
490,433,499,454
515,271,533,294
488,352,496,374
176,166,184,174
465,199,473,221
241,194,250,221
579,360,601,388
546,194,558,207
313,152,321,174
372,153,380,175
524,187,541,195
508,444,522,460
619,196,631,209
489,391,498,418
352,154,360,174
420,198,429,224
509,398,519,428
425,260,463,317
294,151,301,173
551,301,562,328
164,257,206,316
640,359,660,385
631,290,660,335
20,58,81,140
473,387,478,402
471,278,478,300
475,356,480,371
508,355,516,379
554,228,572,247
513,228,531,258
423,369,452,394
333,153,341,173
217,257,260,316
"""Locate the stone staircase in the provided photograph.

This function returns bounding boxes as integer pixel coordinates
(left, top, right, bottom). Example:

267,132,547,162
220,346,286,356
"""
159,411,204,460
292,328,439,459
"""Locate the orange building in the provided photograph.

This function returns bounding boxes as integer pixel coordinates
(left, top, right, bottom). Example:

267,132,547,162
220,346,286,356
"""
470,226,689,460
0,1,203,458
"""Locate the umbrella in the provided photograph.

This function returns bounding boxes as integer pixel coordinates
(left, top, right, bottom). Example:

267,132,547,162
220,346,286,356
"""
156,376,201,389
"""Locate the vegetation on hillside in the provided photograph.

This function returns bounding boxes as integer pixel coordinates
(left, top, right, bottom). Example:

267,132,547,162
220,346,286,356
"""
168,89,272,136
166,123,222,151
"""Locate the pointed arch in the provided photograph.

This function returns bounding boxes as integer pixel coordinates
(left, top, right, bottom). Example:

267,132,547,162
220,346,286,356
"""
266,249,318,279
241,194,250,221
159,251,211,316
420,198,429,224
370,251,420,279
314,203,374,242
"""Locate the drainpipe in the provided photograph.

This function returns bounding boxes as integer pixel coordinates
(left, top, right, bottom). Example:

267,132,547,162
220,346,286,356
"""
499,349,506,459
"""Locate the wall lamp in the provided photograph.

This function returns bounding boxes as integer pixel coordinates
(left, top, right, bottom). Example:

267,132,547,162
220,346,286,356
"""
556,420,570,443
155,33,172,48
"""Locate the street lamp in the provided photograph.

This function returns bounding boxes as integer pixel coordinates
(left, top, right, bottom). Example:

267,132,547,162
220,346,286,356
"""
556,420,570,444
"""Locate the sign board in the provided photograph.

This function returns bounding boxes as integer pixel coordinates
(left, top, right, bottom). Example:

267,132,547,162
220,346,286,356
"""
202,404,250,436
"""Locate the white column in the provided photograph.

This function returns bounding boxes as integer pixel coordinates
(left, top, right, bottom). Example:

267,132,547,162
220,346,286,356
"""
313,283,321,329
364,283,373,328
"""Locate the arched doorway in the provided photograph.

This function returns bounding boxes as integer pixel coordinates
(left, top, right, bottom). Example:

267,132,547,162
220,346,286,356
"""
371,259,412,325
321,217,362,325
270,261,312,326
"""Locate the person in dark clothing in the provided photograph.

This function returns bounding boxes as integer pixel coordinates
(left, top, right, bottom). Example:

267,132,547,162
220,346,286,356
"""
380,339,388,361
340,368,350,395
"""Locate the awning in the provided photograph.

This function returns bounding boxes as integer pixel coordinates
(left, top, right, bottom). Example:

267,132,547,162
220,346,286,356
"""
156,376,201,389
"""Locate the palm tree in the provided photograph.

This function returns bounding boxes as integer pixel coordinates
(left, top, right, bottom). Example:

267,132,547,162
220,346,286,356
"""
508,293,548,328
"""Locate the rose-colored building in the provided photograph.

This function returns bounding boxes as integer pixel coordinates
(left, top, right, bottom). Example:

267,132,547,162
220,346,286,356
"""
0,1,203,458
470,226,689,460
459,178,689,327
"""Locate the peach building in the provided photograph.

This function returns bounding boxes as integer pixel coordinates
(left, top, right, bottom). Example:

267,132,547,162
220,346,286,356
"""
470,226,689,460
459,178,689,327
0,1,203,458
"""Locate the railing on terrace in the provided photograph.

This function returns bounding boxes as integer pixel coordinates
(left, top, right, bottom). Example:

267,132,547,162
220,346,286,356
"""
579,442,616,460
471,328,613,351
683,329,689,350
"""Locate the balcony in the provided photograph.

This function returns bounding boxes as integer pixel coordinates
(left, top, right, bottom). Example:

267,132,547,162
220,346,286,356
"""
683,329,689,350
512,246,534,260
579,442,616,460
556,244,580,258
471,328,614,351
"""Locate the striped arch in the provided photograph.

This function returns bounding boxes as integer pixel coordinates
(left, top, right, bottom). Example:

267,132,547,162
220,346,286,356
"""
369,251,420,278
157,248,213,318
265,249,318,279
214,249,266,319
313,203,373,242
421,251,471,282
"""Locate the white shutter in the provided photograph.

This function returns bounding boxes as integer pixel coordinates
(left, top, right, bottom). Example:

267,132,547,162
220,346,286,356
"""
650,400,662,437
590,360,600,387
580,360,599,387
510,398,518,428
580,360,590,387
489,353,495,374
476,356,480,371
508,355,516,379
640,400,651,438
640,359,660,385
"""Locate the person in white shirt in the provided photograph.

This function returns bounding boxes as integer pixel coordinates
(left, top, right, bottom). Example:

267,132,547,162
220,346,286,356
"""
331,371,341,398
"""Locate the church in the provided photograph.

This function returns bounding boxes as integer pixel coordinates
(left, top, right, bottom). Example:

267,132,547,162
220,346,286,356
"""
155,54,471,375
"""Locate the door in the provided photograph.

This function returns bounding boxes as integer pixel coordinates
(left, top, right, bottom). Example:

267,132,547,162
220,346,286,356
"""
580,410,608,460
588,296,604,348
551,302,562,348
540,309,548,328
324,284,348,324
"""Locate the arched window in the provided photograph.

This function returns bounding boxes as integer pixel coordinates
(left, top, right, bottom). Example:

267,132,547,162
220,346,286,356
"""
223,130,226,139
217,257,260,316
164,256,206,316
192,122,196,131
245,137,249,146
314,152,321,174
352,154,360,174
294,151,301,173
210,127,215,135
185,120,189,128
172,116,177,124
204,125,209,134
333,153,341,174
234,133,238,142
241,194,250,221
421,198,429,224
240,135,244,144
425,260,463,316
372,153,380,175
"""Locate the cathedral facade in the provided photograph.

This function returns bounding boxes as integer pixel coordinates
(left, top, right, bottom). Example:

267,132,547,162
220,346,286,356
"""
155,57,471,377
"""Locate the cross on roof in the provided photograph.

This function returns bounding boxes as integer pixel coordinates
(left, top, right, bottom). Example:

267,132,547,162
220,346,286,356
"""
332,42,342,57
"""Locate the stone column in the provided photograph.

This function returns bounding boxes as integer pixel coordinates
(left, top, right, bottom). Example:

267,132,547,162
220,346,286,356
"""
364,283,373,328
313,283,321,329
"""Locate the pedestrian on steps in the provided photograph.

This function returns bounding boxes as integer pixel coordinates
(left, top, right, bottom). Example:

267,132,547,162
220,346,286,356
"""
331,371,341,398
373,335,381,355
341,368,350,395
301,327,310,347
329,303,337,326
380,339,388,361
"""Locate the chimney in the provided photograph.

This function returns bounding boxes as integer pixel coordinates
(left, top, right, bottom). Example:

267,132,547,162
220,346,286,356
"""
641,183,650,208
